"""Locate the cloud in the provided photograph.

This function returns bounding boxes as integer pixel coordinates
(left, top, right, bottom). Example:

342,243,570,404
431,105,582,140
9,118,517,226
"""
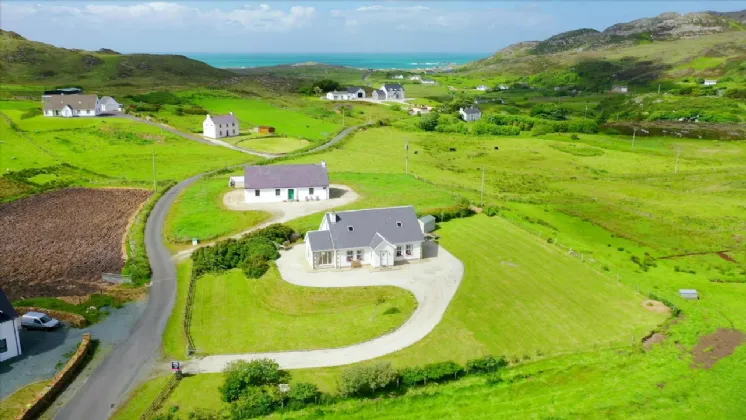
2,2,316,32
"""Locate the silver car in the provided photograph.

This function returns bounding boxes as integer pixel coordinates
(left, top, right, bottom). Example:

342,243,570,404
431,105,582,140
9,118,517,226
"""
21,311,61,331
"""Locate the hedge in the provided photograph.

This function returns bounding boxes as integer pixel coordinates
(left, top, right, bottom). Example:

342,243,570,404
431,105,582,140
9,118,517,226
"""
417,204,475,223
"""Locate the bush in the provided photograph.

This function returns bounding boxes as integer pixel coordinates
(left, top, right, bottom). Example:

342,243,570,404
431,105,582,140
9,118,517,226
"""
287,383,320,406
418,112,440,131
472,122,521,136
187,409,223,420
418,204,475,223
220,359,289,402
531,123,554,136
20,108,43,119
122,256,151,284
466,355,508,374
401,361,464,386
530,103,569,120
338,363,399,397
483,206,501,217
390,104,401,111
230,386,282,419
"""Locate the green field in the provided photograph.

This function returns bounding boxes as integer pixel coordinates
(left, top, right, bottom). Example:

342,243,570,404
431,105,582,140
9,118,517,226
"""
235,136,310,154
190,265,417,354
164,175,270,245
0,380,51,420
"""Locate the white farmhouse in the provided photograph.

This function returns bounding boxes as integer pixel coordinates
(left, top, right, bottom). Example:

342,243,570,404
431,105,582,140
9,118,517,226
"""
703,79,718,86
372,84,406,100
243,162,329,203
0,288,22,363
459,106,482,122
42,94,101,117
611,85,628,94
476,85,490,91
305,206,425,269
326,91,351,100
498,84,509,90
346,87,366,99
203,113,239,139
99,96,122,113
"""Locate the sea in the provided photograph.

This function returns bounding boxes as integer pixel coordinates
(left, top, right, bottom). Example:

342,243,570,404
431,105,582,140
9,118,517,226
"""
180,52,488,70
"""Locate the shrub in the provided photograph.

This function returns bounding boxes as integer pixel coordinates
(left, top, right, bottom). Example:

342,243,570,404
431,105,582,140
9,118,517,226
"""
423,361,464,383
466,355,508,374
187,409,223,420
229,386,283,419
418,112,440,131
530,103,569,120
483,206,501,217
338,363,399,397
390,104,401,111
418,204,475,223
531,123,554,136
122,256,151,284
287,383,321,406
220,359,289,402
472,122,521,136
20,108,43,119
240,254,271,279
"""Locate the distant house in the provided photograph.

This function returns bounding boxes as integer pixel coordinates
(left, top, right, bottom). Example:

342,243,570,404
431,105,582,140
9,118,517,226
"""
459,106,482,122
703,79,718,86
375,84,406,100
203,112,239,139
0,288,22,363
476,85,489,91
409,105,433,115
243,162,329,203
611,85,628,93
42,94,101,117
392,74,404,79
99,96,122,113
346,87,366,99
409,75,422,81
43,87,83,96
254,126,276,134
498,84,509,90
326,91,351,100
421,79,437,85
679,289,700,300
304,206,425,269
372,89,386,100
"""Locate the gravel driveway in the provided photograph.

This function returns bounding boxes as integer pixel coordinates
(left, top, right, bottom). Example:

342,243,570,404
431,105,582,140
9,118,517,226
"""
173,184,359,261
0,301,146,400
191,241,463,372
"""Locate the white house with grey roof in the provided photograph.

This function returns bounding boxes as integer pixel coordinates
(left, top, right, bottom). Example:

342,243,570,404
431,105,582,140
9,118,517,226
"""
326,91,351,100
203,112,239,139
372,84,406,101
243,162,330,203
99,96,122,113
459,106,482,122
305,206,425,269
42,94,101,117
0,288,22,363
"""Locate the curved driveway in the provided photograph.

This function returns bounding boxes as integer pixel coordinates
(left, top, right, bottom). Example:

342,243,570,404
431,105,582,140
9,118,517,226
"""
193,243,463,372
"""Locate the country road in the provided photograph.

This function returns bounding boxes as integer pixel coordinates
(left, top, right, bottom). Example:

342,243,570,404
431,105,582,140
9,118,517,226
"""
55,120,373,420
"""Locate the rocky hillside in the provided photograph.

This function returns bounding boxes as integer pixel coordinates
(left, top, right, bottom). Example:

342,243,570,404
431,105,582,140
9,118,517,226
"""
0,30,233,86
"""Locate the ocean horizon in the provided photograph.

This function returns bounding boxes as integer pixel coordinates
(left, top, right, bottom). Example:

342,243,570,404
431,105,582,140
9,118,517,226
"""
177,52,488,70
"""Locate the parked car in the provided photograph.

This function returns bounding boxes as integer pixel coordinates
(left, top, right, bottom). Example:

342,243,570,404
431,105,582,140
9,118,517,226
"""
21,312,61,331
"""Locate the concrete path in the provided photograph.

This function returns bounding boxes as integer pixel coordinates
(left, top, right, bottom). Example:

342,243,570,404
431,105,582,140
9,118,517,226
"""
172,185,360,261
191,241,463,372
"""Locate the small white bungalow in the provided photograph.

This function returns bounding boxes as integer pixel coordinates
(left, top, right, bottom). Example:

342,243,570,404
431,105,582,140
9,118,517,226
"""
99,96,122,113
703,79,718,86
421,79,437,85
459,106,482,122
42,94,101,117
326,91,351,100
409,75,422,81
476,85,490,91
0,289,22,363
243,162,329,203
346,87,366,99
203,113,239,139
305,206,425,269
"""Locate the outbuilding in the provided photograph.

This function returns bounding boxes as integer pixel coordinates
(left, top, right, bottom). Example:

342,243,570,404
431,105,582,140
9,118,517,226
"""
255,126,276,134
243,161,330,203
679,289,699,300
0,288,22,362
418,215,436,233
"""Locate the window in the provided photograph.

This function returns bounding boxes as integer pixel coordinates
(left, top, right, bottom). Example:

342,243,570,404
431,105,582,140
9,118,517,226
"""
396,246,402,257
396,221,402,227
0,338,6,353
309,187,314,195
275,189,281,196
347,226,354,232
347,250,354,262
34,319,42,325
356,249,363,260
40,315,52,323
405,244,413,256
232,122,235,126
255,189,260,197
220,131,223,136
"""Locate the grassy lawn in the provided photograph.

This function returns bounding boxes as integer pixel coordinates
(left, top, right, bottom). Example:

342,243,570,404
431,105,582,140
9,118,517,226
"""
190,265,417,354
164,175,271,245
0,380,51,420
235,136,310,154
162,261,192,359
110,375,171,420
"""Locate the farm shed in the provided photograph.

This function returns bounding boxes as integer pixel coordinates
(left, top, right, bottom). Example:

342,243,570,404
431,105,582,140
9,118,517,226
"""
229,176,244,188
679,289,699,300
419,215,436,233
255,126,276,134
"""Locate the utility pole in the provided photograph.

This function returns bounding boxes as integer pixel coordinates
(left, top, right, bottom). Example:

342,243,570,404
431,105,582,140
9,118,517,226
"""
632,128,637,149
480,165,485,207
584,104,588,119
405,140,409,175
674,145,681,174
657,84,661,95
152,148,158,193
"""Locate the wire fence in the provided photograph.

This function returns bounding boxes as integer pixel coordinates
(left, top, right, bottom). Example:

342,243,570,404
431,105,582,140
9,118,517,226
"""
183,268,197,355
139,373,182,420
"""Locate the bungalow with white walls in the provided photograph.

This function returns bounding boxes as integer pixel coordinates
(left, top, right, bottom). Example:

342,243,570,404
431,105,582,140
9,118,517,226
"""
459,106,482,122
99,96,122,113
421,79,437,85
409,75,422,81
703,79,718,86
305,206,425,269
0,288,22,363
42,94,101,117
244,162,330,203
203,113,239,139
372,84,406,100
326,91,351,100
346,87,366,99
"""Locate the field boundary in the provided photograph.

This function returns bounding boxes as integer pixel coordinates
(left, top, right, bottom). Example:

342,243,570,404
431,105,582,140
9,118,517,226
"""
183,268,197,355
139,374,181,420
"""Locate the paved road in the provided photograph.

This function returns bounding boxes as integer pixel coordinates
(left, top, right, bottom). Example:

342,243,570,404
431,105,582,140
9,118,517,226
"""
193,243,463,371
56,119,373,419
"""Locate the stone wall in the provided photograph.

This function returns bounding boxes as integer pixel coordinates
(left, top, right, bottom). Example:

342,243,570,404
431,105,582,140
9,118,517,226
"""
15,307,88,328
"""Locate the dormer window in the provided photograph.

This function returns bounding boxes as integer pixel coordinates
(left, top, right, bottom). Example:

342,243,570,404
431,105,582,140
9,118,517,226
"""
396,221,402,227
347,226,354,232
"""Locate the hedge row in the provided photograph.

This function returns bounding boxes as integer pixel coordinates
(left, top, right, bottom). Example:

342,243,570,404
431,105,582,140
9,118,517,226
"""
417,203,475,223
485,114,599,134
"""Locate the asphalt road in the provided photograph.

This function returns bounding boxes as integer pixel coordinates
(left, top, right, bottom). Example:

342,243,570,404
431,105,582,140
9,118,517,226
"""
55,121,373,419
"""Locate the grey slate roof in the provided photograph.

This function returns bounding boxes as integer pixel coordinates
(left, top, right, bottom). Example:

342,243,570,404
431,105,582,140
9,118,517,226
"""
307,230,334,251
373,89,386,98
0,288,18,323
419,215,436,223
100,96,119,105
207,113,238,125
42,94,98,111
313,206,423,250
329,91,349,95
383,84,404,91
346,87,364,93
244,163,329,190
462,106,481,115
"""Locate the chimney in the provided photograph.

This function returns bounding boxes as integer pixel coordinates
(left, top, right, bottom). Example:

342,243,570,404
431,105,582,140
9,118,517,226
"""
320,160,327,168
329,211,337,224
206,114,211,119
229,111,234,116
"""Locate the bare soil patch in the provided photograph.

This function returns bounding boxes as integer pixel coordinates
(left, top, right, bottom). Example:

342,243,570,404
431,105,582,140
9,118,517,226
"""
691,328,745,369
644,333,667,350
642,299,671,314
0,188,151,300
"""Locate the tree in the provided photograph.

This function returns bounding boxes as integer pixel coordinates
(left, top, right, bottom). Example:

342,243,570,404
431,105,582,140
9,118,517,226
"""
287,383,321,405
338,363,399,397
530,103,569,120
220,359,289,402
313,86,322,96
418,112,439,132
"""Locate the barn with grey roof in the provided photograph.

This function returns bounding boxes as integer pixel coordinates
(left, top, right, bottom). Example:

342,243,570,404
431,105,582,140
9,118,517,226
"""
242,162,330,203
305,206,425,269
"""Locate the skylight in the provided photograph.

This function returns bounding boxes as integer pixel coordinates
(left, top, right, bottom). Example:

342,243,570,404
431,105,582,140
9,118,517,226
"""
347,226,354,232
396,221,402,227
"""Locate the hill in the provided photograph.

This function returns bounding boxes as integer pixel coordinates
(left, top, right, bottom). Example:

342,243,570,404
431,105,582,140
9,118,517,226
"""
465,10,746,89
0,30,234,86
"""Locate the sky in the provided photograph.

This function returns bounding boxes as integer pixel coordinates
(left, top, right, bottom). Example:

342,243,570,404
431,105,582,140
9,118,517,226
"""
1,1,744,53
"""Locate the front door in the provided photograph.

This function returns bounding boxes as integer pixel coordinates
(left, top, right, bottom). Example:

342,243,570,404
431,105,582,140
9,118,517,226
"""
380,251,388,266
288,189,295,200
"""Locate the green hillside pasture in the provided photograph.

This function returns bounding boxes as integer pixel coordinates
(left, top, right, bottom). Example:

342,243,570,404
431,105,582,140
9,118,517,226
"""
675,56,727,71
190,265,417,354
235,136,310,154
1,102,257,183
195,98,340,141
164,175,271,245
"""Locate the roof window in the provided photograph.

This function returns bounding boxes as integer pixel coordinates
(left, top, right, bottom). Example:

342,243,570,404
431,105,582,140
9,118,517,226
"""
396,221,402,227
347,226,354,232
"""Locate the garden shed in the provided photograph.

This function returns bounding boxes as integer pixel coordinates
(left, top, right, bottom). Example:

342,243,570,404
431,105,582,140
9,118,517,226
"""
679,289,699,300
419,215,436,233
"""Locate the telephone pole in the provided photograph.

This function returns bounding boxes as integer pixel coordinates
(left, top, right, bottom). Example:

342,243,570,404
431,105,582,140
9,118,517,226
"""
632,128,637,149
152,148,158,193
480,165,485,207
405,140,409,175
657,84,661,95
